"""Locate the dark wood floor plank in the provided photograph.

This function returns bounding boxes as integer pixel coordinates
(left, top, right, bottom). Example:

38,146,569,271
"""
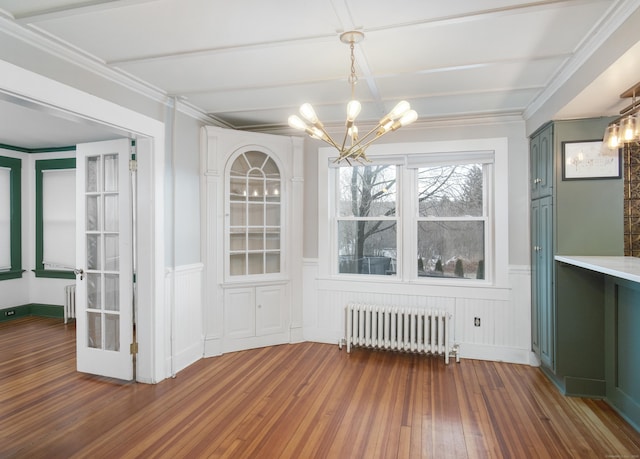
1,316,640,458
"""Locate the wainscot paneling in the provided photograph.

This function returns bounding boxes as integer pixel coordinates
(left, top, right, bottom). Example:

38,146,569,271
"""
302,259,534,365
165,263,204,374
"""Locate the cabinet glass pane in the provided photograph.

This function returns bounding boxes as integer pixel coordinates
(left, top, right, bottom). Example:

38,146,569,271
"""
104,154,118,192
230,254,246,276
230,232,246,251
265,180,280,202
248,253,264,275
265,230,280,250
104,234,119,271
87,312,101,348
245,151,266,169
265,204,279,226
104,194,118,231
248,203,264,226
265,253,280,273
263,158,279,178
87,234,101,270
105,314,119,351
104,274,119,311
86,156,99,193
87,273,101,310
248,178,263,201
230,203,246,226
230,177,246,201
248,232,264,250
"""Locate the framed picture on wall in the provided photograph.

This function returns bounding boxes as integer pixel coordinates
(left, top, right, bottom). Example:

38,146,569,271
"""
562,140,621,180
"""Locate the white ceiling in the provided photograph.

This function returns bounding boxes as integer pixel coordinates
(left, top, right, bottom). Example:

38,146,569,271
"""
1,0,639,149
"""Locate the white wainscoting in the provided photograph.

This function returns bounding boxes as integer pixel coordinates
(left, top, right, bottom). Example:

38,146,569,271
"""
303,259,534,365
164,263,204,375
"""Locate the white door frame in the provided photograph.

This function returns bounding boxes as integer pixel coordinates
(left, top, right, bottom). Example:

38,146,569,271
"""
0,59,166,383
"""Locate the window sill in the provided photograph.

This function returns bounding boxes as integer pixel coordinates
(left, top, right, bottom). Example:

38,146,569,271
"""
0,269,25,281
33,269,75,280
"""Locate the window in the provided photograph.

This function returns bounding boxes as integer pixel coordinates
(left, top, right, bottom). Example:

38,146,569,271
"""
0,155,22,281
416,163,487,280
322,140,505,285
227,150,281,277
35,158,76,279
337,164,398,275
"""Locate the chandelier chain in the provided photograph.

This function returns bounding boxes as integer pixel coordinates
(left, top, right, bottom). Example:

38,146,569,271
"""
349,41,358,99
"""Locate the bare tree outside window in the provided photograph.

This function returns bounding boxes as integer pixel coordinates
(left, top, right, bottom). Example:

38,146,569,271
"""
337,165,397,275
335,161,487,280
417,164,486,279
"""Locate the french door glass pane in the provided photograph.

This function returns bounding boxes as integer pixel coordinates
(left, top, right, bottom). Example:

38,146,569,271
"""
104,194,118,231
87,273,101,310
87,312,101,348
104,235,119,271
86,196,100,231
87,234,100,270
104,154,118,192
104,274,119,311
86,156,99,193
105,314,120,351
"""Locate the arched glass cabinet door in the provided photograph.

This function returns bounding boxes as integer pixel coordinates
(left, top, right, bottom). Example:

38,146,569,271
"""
228,150,281,277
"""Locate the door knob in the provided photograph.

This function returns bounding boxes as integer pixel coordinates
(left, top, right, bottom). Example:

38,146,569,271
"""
74,268,84,280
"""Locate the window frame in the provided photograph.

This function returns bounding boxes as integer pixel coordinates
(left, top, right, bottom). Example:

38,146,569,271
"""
318,138,509,288
0,155,22,281
34,157,77,279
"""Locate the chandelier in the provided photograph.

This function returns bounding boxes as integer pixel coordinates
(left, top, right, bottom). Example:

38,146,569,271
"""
288,31,418,164
603,81,640,149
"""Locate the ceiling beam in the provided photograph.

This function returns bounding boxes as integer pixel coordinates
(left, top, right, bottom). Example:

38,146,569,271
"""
14,0,160,24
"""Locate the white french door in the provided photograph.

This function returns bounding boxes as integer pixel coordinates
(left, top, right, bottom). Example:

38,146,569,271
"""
75,138,134,380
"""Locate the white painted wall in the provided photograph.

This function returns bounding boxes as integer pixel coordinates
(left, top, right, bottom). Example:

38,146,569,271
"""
300,118,535,365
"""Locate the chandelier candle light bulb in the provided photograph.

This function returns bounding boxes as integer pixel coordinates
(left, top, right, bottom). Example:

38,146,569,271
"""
288,30,418,164
602,81,640,150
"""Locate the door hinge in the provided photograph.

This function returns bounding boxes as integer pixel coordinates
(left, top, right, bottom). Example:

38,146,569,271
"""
130,342,138,355
129,159,137,171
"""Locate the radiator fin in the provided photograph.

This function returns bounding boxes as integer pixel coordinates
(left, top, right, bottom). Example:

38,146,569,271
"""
344,303,454,364
64,284,76,324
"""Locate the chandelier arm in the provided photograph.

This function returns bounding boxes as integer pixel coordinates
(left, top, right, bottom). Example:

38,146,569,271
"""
314,124,341,151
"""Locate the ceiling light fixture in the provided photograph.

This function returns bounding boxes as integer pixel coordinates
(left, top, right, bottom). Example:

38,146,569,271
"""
603,81,640,149
288,30,417,164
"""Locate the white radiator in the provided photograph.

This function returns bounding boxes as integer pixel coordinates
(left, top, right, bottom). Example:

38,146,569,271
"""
64,284,76,324
341,303,459,364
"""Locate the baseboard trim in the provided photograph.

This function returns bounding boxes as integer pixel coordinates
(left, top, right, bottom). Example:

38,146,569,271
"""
1,304,63,322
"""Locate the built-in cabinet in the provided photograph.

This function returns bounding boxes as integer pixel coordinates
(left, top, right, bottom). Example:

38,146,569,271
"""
201,126,304,356
529,118,623,394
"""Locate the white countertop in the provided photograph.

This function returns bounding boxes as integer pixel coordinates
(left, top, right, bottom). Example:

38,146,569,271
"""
554,255,640,283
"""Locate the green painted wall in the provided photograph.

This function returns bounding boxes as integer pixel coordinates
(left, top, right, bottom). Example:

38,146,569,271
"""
554,118,623,256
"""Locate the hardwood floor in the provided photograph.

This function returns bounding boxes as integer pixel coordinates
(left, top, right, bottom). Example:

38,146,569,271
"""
1,316,639,458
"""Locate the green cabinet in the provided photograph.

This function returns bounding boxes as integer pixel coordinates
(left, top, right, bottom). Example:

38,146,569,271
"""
531,195,553,368
529,118,622,393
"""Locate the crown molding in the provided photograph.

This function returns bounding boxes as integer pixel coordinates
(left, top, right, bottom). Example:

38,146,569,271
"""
0,13,221,125
523,0,640,121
